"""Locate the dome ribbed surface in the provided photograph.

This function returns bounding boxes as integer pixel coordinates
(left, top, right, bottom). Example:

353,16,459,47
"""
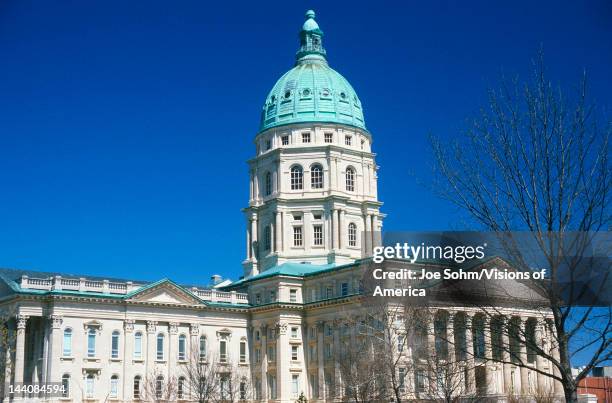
259,61,366,132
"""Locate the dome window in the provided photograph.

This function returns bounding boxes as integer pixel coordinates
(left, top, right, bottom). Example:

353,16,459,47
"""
340,92,347,99
302,88,311,97
321,88,331,98
270,95,276,104
284,90,292,99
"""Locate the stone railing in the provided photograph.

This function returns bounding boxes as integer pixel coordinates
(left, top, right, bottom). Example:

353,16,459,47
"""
190,288,249,305
19,275,249,304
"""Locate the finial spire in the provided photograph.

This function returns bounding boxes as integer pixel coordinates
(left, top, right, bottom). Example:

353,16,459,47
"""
296,9,327,65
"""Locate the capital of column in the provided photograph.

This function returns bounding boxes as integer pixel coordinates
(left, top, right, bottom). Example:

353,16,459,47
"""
49,314,62,329
190,323,200,336
16,314,29,330
276,321,287,336
124,319,135,332
146,320,158,333
316,320,325,332
169,322,179,335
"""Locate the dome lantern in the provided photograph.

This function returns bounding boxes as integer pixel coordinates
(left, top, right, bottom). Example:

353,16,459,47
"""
296,10,326,64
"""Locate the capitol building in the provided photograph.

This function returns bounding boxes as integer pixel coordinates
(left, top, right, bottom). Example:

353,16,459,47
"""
0,10,563,403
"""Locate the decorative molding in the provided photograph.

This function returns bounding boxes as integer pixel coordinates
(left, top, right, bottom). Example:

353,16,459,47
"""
169,322,179,335
189,323,200,336
124,319,135,332
16,314,29,330
50,314,62,329
146,321,158,333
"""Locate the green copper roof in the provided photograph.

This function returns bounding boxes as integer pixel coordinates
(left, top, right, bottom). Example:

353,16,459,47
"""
259,10,366,133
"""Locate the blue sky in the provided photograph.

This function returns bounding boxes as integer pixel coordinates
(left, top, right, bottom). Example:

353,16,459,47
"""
0,0,611,288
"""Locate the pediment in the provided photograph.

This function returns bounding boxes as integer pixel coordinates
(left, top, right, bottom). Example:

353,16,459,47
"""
126,280,203,306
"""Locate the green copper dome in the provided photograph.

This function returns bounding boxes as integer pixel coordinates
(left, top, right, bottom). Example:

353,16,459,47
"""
259,10,366,133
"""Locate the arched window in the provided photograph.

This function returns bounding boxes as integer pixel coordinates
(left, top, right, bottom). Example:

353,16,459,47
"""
291,166,303,190
134,332,142,359
178,334,186,360
348,223,357,247
156,333,164,360
178,376,186,399
85,373,95,398
61,374,70,398
264,225,271,251
345,167,355,192
311,164,323,189
265,171,272,196
63,328,72,356
111,330,120,358
87,328,96,357
110,375,119,398
133,376,141,399
155,376,164,399
199,336,207,360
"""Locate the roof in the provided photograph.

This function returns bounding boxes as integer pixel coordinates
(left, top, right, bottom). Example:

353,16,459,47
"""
258,10,366,133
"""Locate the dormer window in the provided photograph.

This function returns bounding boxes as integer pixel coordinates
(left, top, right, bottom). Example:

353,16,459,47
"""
282,135,289,145
324,133,333,143
302,132,311,143
345,135,352,146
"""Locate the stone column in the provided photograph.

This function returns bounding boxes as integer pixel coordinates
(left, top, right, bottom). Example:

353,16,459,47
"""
251,214,258,262
13,315,28,385
123,319,135,400
168,322,179,374
372,214,381,248
146,321,157,374
190,324,200,361
549,320,564,397
246,223,251,260
331,209,339,250
275,211,282,253
276,322,289,400
260,325,268,400
333,321,341,397
535,319,547,392
339,210,346,250
364,213,372,255
518,318,529,395
464,314,476,394
447,313,455,362
317,321,325,400
483,316,494,395
330,158,338,190
46,315,62,385
501,316,512,395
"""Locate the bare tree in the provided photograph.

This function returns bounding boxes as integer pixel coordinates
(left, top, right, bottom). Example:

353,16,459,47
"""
141,368,178,402
183,348,219,402
0,310,15,401
430,52,611,402
211,362,251,403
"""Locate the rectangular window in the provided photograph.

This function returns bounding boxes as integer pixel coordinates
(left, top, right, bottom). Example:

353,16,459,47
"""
255,348,261,363
302,132,311,143
270,290,276,302
265,139,271,150
255,294,261,304
87,329,96,357
290,289,298,303
292,375,299,396
111,332,119,358
291,327,298,338
268,346,275,361
291,345,299,361
293,226,303,247
309,345,316,361
269,375,277,399
324,132,333,143
325,343,332,358
341,282,349,296
86,376,94,398
326,286,333,299
345,135,352,146
313,225,323,246
156,335,164,360
178,336,186,360
134,333,142,359
220,340,227,362
399,367,406,392
282,135,289,145
240,341,246,363
63,330,72,356
415,370,426,393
